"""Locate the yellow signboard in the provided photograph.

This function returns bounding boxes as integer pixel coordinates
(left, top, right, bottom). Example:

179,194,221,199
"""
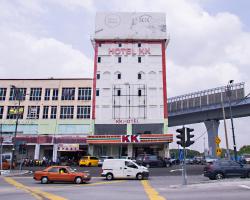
215,136,221,144
216,147,222,156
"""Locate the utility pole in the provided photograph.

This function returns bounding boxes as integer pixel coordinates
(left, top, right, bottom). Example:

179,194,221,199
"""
10,85,22,171
221,101,230,159
0,123,3,170
226,80,237,161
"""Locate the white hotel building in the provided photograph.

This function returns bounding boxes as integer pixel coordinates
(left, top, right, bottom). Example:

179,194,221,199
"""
87,12,173,158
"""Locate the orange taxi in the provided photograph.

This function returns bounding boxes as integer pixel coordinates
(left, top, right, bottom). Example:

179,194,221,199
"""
33,166,91,184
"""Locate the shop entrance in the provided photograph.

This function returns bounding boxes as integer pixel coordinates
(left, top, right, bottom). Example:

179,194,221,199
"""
133,144,164,158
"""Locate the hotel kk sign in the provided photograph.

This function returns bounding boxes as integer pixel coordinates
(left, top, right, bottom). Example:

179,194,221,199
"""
108,48,151,56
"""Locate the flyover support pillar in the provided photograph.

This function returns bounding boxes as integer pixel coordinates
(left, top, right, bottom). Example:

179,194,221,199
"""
204,120,220,157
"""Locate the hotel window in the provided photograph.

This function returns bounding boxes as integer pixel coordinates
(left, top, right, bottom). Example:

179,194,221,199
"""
61,88,75,100
138,57,141,63
77,106,91,119
118,57,121,63
97,73,100,79
138,73,142,80
98,57,101,63
44,88,51,101
138,89,142,96
27,106,40,119
96,88,99,96
0,88,7,101
9,88,26,101
78,87,91,100
117,73,121,79
0,106,3,119
30,88,42,101
138,43,141,47
52,88,58,100
60,106,74,119
99,43,102,47
118,43,122,47
7,106,24,119
117,89,121,96
43,106,49,119
50,106,57,119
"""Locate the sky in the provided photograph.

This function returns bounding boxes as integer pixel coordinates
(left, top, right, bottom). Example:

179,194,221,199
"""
0,0,250,152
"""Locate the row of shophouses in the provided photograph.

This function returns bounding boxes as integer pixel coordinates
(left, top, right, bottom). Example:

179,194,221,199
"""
0,78,173,162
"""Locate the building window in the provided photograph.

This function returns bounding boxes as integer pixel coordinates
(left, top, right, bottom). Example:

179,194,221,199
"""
0,106,3,119
138,43,141,47
117,89,121,96
77,106,91,119
138,89,142,96
98,57,101,63
117,73,121,79
138,57,141,63
99,43,102,47
27,106,40,119
61,88,75,100
43,106,49,119
96,88,99,96
0,88,7,101
50,106,57,119
9,88,26,101
138,73,142,80
60,106,74,119
118,43,122,47
52,88,58,100
7,106,24,119
97,73,100,79
118,57,121,63
78,87,91,100
44,88,50,101
30,88,42,101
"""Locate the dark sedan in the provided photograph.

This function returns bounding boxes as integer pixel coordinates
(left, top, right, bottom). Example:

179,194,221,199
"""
204,160,250,180
136,154,171,168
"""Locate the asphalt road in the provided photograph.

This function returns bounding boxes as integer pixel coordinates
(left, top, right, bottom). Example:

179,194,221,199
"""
21,164,205,177
1,175,250,200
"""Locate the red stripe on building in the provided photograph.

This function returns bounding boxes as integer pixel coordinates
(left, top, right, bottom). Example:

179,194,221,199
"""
161,41,168,119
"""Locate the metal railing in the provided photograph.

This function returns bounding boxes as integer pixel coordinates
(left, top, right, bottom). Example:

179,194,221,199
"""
167,82,245,113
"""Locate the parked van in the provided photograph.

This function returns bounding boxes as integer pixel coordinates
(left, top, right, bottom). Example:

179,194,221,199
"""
101,159,149,180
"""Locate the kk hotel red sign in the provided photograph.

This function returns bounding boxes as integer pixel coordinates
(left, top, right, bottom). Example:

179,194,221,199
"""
121,135,140,143
108,48,151,56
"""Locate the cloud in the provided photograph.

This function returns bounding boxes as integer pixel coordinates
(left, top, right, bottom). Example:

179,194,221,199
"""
49,0,95,12
0,30,93,78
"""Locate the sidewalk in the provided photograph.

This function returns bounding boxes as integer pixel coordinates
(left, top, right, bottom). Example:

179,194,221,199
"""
0,169,31,177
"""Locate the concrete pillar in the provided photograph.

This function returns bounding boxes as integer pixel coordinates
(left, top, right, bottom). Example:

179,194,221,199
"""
163,119,168,134
164,143,170,158
204,120,220,157
52,144,58,163
127,144,133,158
88,145,94,156
34,144,40,160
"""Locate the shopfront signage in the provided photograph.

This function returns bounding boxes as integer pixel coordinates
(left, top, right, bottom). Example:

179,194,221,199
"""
57,144,79,151
108,48,151,56
121,135,140,143
115,118,139,124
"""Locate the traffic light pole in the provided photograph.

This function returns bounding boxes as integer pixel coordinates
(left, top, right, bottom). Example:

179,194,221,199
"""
182,129,187,185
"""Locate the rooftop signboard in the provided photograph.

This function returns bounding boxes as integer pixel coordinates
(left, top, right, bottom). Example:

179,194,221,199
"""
94,12,167,40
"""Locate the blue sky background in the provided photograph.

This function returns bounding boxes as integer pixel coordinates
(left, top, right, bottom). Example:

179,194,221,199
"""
0,0,249,152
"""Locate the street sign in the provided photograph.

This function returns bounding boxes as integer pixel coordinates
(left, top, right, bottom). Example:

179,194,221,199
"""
215,136,221,144
216,147,222,156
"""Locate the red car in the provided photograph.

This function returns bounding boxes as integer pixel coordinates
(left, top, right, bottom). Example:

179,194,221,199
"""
33,166,91,184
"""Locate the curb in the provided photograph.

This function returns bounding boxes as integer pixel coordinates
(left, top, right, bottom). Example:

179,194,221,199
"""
0,170,31,177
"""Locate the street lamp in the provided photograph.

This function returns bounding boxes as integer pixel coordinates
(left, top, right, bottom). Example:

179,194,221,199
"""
226,80,237,161
10,85,22,170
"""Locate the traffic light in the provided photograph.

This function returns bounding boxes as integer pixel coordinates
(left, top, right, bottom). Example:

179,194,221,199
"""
186,128,194,147
176,127,185,147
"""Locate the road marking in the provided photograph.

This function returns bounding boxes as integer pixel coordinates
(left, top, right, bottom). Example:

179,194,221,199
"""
239,185,250,190
141,180,166,200
4,177,67,200
80,180,126,186
170,169,183,172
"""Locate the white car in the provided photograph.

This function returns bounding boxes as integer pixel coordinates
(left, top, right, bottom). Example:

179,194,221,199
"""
101,159,149,180
205,157,218,164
